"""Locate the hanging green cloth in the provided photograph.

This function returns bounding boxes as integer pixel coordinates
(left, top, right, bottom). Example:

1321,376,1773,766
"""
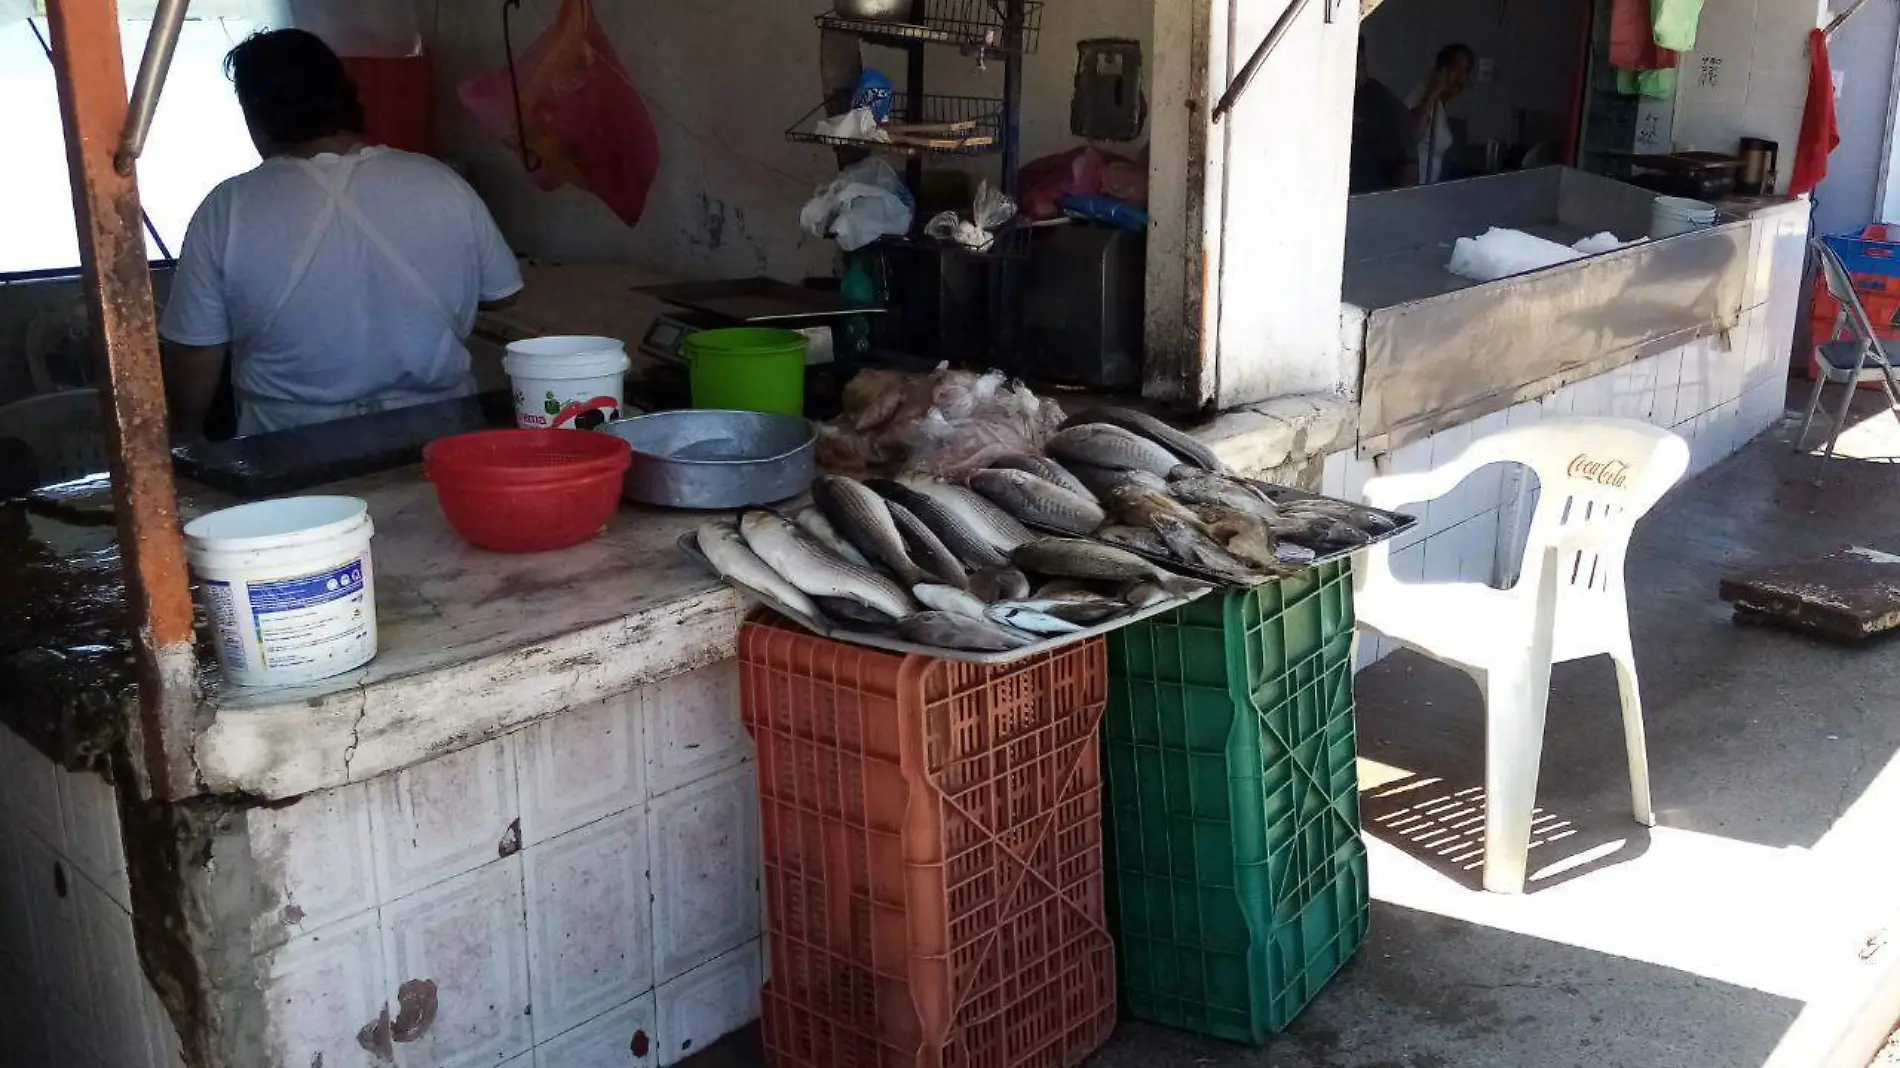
1617,68,1680,100
1652,0,1705,53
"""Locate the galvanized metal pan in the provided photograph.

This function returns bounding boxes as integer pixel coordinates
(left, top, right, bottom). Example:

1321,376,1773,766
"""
601,410,815,509
678,533,1211,665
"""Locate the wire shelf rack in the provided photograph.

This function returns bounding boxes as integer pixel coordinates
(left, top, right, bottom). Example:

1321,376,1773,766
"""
786,92,1005,157
815,0,1044,56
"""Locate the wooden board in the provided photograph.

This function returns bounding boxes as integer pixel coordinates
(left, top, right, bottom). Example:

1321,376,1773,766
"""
1719,546,1900,643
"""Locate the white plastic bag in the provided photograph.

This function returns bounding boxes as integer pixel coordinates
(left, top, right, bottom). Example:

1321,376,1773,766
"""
799,158,914,252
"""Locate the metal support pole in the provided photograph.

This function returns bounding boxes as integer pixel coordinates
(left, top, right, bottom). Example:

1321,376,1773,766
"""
46,0,198,799
116,0,190,176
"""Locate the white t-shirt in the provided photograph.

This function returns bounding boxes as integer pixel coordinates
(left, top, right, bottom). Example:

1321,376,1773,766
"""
160,146,523,434
1406,87,1454,184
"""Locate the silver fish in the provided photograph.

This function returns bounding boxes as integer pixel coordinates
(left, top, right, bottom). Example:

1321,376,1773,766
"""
914,584,989,620
1272,513,1374,549
1119,581,1171,609
1012,537,1204,594
867,479,1009,569
814,597,900,629
996,596,1123,626
1277,498,1398,536
887,500,968,588
1277,543,1319,565
986,454,1097,501
1198,507,1285,571
968,469,1107,536
1063,406,1225,472
1045,424,1182,478
697,520,824,628
1169,472,1280,521
812,476,927,586
1065,462,1134,499
793,507,870,566
985,604,1087,635
739,510,915,620
969,566,1032,603
1151,515,1263,585
1107,482,1209,533
1096,524,1171,557
897,476,1033,553
899,611,1034,652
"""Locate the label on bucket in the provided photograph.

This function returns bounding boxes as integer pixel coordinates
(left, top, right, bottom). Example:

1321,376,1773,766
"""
245,559,374,671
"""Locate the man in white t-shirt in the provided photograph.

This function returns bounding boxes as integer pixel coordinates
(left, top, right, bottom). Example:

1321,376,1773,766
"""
161,29,524,438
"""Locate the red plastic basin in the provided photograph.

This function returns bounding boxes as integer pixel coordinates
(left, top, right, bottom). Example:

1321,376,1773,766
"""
424,430,631,553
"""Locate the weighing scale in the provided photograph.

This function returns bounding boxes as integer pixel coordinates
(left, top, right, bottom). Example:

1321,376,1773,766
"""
634,277,891,368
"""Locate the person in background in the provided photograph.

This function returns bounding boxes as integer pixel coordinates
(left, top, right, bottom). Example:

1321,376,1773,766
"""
1350,39,1417,194
1408,43,1475,185
161,29,523,439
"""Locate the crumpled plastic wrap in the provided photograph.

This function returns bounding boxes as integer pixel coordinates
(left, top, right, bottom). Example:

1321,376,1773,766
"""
815,365,1066,480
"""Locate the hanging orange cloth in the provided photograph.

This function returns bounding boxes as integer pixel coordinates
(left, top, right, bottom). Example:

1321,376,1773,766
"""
1788,28,1840,197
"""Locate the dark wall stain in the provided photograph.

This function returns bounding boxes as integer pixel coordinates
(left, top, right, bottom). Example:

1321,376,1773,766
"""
391,979,438,1044
631,1028,650,1058
498,818,523,859
357,1004,395,1062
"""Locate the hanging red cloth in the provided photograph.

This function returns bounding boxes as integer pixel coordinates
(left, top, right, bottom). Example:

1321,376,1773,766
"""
1789,28,1840,197
1608,0,1679,71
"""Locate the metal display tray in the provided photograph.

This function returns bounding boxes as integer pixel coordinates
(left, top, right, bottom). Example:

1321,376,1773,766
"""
678,533,1211,666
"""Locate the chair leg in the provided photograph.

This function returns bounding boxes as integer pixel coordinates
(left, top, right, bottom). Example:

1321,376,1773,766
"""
1610,652,1655,826
1794,373,1827,452
1821,374,1859,472
1481,664,1552,894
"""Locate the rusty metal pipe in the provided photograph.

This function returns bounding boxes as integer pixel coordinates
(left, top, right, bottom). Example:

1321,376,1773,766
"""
115,0,191,176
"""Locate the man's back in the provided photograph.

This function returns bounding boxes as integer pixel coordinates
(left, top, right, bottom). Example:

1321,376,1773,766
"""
162,146,521,433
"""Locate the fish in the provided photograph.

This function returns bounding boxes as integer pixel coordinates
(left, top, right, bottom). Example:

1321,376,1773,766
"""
914,584,990,620
886,500,968,588
738,510,915,620
896,476,1033,554
968,566,1032,603
1096,524,1171,557
995,597,1123,626
1276,543,1319,565
814,597,900,629
1198,507,1285,571
1151,515,1264,585
1277,498,1400,535
812,476,927,586
968,469,1107,536
866,479,1009,569
1012,537,1207,595
1118,581,1171,610
696,520,826,628
793,508,870,566
1106,482,1209,533
1065,462,1134,499
899,611,1035,652
1272,514,1374,549
986,454,1097,501
1045,424,1183,477
1168,472,1280,521
985,604,1087,636
1062,406,1225,472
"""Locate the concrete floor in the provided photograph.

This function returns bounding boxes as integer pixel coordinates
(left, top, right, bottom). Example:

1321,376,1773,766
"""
691,386,1900,1068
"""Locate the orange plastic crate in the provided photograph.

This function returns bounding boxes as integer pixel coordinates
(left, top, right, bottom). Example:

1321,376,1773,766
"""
740,615,1116,1068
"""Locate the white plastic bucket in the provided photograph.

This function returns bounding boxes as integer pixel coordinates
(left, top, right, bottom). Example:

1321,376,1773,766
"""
1650,196,1717,239
502,335,631,430
184,496,377,689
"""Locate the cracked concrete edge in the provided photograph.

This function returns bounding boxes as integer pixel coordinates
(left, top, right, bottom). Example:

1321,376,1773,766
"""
1189,393,1357,478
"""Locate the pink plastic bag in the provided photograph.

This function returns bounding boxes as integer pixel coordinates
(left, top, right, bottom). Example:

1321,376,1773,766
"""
458,0,661,226
1016,146,1147,221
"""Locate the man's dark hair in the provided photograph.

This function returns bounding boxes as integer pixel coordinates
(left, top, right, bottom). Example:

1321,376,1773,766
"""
224,29,365,147
1436,42,1475,69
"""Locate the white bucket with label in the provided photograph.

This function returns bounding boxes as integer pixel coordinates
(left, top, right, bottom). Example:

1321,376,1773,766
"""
184,496,377,689
1650,196,1717,239
502,335,631,430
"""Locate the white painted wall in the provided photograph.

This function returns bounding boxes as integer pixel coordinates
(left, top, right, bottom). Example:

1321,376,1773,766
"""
415,0,1152,281
1671,0,1827,193
1816,0,1900,234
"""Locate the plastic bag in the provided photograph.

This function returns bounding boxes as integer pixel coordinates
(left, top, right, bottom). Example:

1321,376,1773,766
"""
458,0,661,227
818,366,1066,479
1016,146,1146,221
800,159,915,252
922,181,1017,250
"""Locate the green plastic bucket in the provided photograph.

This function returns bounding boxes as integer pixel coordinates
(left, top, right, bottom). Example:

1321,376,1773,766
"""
685,328,807,416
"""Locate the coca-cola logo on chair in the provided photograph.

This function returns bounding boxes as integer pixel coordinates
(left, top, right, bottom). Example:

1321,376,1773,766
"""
1568,454,1631,488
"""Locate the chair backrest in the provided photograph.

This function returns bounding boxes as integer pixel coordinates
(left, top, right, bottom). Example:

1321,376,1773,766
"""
1815,239,1891,359
1465,417,1689,600
0,389,109,485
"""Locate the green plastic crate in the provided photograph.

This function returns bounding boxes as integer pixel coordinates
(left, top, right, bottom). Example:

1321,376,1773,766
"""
1103,560,1369,1044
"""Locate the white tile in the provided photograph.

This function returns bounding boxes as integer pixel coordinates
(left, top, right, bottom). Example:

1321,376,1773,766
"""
1320,448,1349,499
1420,531,1461,584
1541,383,1578,418
0,822,30,978
0,727,65,852
17,831,93,1058
75,874,149,1068
517,693,644,846
1649,347,1687,427
1505,400,1543,428
262,911,389,1068
1353,632,1387,673
0,963,52,1068
371,737,520,903
141,978,185,1068
381,858,533,1068
1389,542,1425,586
524,808,653,1042
248,783,377,952
653,942,761,1067
534,995,658,1068
59,770,128,913
643,662,751,800
648,766,759,985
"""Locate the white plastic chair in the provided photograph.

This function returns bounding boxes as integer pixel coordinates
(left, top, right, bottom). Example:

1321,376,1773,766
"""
1357,417,1690,893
